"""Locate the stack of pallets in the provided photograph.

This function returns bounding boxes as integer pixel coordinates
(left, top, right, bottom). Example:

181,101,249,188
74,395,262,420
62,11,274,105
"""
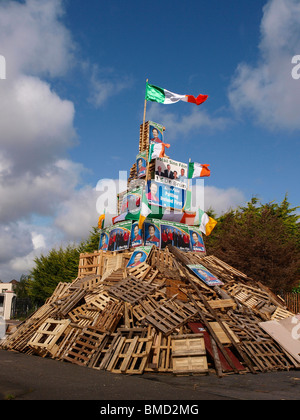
1,246,298,377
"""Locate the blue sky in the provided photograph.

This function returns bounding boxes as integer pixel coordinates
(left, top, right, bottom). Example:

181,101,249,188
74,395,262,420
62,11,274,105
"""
0,0,299,281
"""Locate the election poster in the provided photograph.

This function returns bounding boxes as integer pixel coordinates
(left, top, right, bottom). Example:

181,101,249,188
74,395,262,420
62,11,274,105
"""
160,221,190,252
189,227,206,253
187,264,224,287
136,151,147,178
107,221,132,252
155,157,188,190
146,180,188,211
131,222,143,248
144,219,161,248
127,245,153,268
99,231,109,252
148,121,164,145
120,187,142,215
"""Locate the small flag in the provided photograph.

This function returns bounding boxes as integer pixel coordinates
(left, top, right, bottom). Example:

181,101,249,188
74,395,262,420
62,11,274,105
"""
198,209,217,236
138,192,152,229
148,142,170,161
146,83,208,106
98,212,105,229
188,162,211,179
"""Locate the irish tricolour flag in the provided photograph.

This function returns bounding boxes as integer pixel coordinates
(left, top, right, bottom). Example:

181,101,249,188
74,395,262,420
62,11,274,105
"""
146,83,208,106
188,162,211,179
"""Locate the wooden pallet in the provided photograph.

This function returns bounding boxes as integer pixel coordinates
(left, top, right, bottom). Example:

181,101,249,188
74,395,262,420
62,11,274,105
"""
241,339,295,372
144,298,198,335
28,318,71,357
172,334,208,375
94,300,124,333
78,251,104,278
107,335,153,374
63,326,108,366
145,330,173,373
127,261,152,281
109,276,159,304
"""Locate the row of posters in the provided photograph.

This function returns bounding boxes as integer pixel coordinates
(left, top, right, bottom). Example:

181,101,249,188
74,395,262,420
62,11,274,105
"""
125,245,223,287
99,219,205,254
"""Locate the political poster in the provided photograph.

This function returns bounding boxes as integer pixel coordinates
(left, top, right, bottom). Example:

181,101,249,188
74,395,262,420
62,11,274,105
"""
160,221,190,252
120,187,142,215
126,245,153,268
189,227,206,253
99,231,109,252
155,157,188,190
187,264,224,287
144,219,161,248
148,121,164,145
136,151,147,178
107,221,132,252
131,222,143,248
146,180,188,211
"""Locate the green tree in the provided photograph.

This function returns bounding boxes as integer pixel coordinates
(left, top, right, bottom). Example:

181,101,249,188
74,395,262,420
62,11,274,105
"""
28,227,101,305
205,197,300,293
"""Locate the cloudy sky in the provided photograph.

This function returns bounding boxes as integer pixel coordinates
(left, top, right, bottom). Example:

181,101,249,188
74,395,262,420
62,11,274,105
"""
0,0,299,282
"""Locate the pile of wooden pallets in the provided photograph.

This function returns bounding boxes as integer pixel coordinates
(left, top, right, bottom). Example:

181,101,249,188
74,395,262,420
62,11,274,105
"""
1,246,299,377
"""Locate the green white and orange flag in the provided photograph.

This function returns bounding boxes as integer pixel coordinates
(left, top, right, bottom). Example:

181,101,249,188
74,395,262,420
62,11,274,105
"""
146,83,208,106
197,209,217,236
98,212,105,229
148,142,170,161
188,162,211,178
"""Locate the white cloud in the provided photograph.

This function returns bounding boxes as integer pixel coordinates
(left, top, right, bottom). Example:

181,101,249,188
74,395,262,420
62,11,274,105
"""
228,0,300,130
191,183,246,216
0,0,81,281
147,103,229,141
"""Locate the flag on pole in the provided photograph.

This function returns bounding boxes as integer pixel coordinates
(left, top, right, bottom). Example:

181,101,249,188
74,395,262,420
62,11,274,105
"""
188,162,211,179
148,142,170,161
98,212,105,229
146,83,208,106
138,192,152,229
198,209,217,236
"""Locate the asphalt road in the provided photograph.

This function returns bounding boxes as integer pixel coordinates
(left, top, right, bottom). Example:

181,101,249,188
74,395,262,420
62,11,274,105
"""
1,349,300,402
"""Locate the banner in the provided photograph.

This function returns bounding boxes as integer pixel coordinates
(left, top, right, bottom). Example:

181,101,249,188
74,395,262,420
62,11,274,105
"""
131,222,143,248
127,245,153,268
160,221,190,252
155,157,188,190
187,264,223,286
189,227,206,253
136,151,147,178
106,221,132,252
148,121,164,145
144,219,161,248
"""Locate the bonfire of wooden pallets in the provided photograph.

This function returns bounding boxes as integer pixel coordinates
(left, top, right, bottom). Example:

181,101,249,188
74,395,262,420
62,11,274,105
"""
1,245,299,377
